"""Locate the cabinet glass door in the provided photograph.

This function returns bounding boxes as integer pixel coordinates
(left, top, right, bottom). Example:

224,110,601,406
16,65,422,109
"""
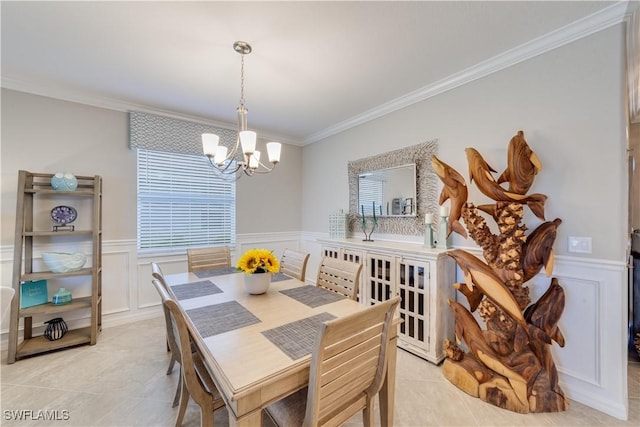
366,253,394,306
397,259,430,347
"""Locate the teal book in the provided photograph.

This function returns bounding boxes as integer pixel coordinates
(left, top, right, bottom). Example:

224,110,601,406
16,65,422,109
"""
20,280,48,309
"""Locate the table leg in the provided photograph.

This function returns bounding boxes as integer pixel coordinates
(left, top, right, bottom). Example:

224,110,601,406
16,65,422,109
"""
379,335,398,427
228,409,263,427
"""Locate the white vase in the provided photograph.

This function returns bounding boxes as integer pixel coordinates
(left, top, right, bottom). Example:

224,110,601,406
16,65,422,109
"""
243,273,271,295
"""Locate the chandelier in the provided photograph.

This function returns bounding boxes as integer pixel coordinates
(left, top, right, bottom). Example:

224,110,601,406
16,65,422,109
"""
202,41,281,178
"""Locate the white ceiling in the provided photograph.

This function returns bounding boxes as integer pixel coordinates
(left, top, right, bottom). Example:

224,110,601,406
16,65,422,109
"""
1,1,633,145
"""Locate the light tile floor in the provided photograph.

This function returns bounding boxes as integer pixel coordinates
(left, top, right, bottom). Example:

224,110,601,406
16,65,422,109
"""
1,317,638,427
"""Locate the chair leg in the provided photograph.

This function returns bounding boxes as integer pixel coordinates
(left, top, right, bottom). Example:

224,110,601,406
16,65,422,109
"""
167,353,177,375
172,365,182,408
175,377,189,427
200,402,214,427
363,399,375,427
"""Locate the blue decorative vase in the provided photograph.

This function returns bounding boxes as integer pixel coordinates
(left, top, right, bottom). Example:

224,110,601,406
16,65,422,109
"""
51,172,78,191
52,287,72,305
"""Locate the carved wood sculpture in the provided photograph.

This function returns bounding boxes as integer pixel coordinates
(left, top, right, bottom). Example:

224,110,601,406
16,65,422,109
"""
434,130,569,414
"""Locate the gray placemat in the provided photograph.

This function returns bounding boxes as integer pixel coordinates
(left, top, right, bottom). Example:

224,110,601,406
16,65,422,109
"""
261,312,336,360
193,267,240,278
171,280,223,300
280,285,346,308
272,272,293,282
186,301,260,338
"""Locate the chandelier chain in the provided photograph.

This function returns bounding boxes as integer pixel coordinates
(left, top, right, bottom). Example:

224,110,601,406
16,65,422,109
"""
239,53,245,107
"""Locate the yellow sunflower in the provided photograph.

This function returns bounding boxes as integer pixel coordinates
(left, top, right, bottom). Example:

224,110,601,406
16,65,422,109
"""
236,248,280,274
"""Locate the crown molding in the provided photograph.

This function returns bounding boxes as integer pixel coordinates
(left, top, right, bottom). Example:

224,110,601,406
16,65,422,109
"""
303,0,630,145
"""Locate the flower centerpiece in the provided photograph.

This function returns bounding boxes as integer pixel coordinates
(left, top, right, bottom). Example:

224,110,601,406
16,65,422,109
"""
236,248,280,294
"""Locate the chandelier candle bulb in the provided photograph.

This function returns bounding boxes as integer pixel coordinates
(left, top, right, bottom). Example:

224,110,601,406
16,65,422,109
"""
249,151,261,169
240,130,256,154
202,134,220,156
266,142,281,163
214,146,228,165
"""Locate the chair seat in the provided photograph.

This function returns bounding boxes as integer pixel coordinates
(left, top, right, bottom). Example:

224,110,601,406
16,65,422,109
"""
266,387,307,427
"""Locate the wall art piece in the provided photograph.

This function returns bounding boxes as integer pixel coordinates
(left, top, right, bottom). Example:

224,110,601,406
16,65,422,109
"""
436,130,568,414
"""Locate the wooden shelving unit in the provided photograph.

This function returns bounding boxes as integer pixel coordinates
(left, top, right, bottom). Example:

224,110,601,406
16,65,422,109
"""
7,170,102,364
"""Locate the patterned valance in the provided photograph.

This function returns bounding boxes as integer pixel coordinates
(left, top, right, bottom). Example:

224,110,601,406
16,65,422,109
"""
129,111,237,155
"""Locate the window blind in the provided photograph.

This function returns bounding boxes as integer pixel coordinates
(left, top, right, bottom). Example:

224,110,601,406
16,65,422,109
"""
358,179,384,215
137,149,236,251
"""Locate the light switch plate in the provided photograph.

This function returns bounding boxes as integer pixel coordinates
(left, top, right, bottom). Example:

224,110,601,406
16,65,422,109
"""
568,236,592,254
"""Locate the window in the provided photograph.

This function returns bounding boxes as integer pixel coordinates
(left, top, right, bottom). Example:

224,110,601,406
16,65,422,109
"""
137,149,236,251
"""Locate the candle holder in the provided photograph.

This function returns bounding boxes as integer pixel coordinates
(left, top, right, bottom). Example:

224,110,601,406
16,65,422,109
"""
436,216,452,249
361,216,377,242
424,223,435,248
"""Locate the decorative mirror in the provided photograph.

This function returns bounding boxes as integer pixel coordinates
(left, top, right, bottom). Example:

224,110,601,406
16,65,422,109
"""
358,164,416,217
348,139,438,235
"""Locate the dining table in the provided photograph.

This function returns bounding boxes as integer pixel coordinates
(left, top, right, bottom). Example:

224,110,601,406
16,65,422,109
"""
163,268,399,427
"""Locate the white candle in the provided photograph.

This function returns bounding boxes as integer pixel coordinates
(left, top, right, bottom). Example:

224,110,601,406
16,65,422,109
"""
440,205,450,217
425,213,433,224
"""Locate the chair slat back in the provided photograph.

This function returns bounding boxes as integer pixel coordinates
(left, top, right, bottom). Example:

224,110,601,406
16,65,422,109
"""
316,256,362,300
187,246,231,272
280,249,310,282
304,296,400,427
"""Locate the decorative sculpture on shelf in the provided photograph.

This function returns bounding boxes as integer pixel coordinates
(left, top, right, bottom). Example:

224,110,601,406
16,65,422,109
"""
360,202,378,242
434,130,568,414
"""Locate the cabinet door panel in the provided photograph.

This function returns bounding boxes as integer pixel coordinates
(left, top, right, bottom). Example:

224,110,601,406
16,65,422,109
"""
366,253,395,306
397,258,429,349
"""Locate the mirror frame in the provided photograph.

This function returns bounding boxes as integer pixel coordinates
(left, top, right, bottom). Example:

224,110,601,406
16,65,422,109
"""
348,139,439,236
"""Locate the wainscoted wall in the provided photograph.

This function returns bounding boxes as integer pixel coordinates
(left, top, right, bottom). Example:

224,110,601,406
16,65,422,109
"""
0,231,628,419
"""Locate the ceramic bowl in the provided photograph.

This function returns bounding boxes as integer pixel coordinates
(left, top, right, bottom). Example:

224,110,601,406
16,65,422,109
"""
42,252,86,273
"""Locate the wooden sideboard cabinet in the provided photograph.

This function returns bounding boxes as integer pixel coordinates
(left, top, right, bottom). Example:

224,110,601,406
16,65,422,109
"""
318,238,456,364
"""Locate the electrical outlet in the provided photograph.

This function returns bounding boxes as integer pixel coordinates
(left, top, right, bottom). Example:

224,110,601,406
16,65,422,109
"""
568,236,592,254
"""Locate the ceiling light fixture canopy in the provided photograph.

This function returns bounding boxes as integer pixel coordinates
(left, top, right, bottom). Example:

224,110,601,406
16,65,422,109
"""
202,41,281,178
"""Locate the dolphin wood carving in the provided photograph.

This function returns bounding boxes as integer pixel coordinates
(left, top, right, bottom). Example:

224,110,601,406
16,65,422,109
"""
448,300,530,406
497,131,542,195
524,278,565,348
431,155,468,238
465,148,547,220
524,278,566,396
521,218,562,282
447,249,551,346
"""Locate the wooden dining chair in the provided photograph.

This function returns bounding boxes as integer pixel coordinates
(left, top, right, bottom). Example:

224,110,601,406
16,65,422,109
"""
266,296,401,427
151,263,181,407
316,256,363,300
151,262,175,359
187,246,231,272
280,248,310,282
152,279,226,427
